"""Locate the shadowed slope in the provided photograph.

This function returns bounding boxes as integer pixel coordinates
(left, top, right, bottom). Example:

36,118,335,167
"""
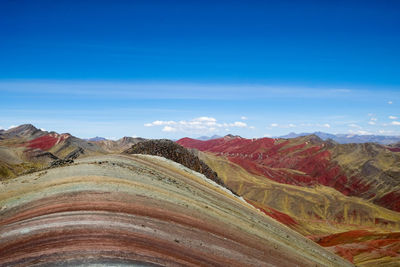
0,154,351,266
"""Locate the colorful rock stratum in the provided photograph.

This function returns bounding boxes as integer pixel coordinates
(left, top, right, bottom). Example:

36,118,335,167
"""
177,135,400,266
0,154,351,266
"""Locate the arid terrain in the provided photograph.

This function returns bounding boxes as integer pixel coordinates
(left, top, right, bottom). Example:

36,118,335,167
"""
0,153,350,266
1,124,400,266
0,124,143,179
3,0,399,266
177,135,400,266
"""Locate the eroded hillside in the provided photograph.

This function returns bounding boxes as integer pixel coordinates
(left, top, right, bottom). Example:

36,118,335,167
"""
178,135,400,265
0,154,350,266
177,135,400,212
0,124,143,179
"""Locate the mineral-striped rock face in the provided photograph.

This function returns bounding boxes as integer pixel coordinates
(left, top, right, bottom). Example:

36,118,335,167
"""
0,154,351,266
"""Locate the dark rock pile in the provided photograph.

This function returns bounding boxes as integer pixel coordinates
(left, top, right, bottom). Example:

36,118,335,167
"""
125,139,225,186
50,159,74,168
65,147,84,160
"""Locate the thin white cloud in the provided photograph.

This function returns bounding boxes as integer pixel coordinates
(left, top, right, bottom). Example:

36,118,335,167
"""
389,116,398,120
0,81,372,100
370,117,378,121
230,121,247,127
379,129,394,134
368,121,376,125
249,126,256,129
162,126,177,132
349,129,372,135
240,116,248,120
300,123,314,127
331,89,351,93
7,125,17,130
144,117,250,134
348,123,361,128
263,134,271,137
392,121,400,126
323,123,331,128
388,101,393,104
145,120,177,126
269,123,296,128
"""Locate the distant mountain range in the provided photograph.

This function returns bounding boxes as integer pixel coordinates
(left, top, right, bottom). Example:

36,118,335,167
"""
85,136,107,142
278,131,400,145
196,135,222,141
0,124,144,178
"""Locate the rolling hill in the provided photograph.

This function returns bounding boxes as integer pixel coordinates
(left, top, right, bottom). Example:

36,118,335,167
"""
278,132,400,145
0,154,350,266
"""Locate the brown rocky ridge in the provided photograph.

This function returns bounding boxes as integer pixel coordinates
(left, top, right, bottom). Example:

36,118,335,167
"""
124,139,225,187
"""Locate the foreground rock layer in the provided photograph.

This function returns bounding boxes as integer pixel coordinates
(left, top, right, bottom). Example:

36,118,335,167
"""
0,155,351,266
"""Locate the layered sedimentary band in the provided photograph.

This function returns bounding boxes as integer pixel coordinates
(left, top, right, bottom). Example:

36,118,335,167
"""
0,155,351,266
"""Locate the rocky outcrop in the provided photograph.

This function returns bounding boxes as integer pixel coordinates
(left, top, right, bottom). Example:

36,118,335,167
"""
50,159,74,168
25,150,58,161
125,139,225,187
64,147,84,160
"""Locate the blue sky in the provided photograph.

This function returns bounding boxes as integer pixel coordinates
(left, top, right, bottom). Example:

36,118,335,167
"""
1,1,399,139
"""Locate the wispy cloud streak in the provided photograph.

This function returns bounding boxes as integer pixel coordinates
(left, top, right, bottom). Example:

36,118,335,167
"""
0,80,376,100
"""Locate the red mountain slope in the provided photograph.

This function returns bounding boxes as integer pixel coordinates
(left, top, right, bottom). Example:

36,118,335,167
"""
177,135,400,212
178,136,362,195
26,133,70,151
